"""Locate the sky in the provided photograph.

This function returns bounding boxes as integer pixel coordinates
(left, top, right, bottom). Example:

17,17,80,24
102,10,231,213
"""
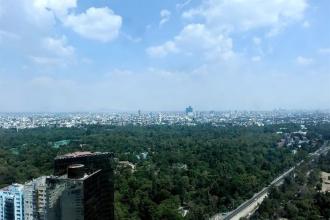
0,0,329,112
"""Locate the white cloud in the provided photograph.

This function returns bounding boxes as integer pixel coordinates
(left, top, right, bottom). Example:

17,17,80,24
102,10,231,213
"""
147,23,234,60
23,0,56,28
148,0,307,63
30,56,62,66
42,36,75,57
296,56,313,65
30,36,75,66
176,0,192,11
251,56,261,62
0,30,20,42
183,0,308,34
253,37,262,46
147,41,178,58
252,36,265,58
159,9,171,26
32,0,77,17
121,32,142,43
81,57,93,64
302,20,310,28
318,48,330,55
0,0,70,31
64,7,122,42
2,1,122,43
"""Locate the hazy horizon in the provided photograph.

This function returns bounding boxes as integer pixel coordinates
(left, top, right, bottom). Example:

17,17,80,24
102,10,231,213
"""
1,0,329,112
1,108,330,114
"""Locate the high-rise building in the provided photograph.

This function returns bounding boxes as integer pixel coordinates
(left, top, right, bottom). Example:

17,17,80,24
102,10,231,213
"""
185,106,193,115
0,183,24,220
158,113,162,124
23,176,47,220
53,152,114,220
46,164,104,220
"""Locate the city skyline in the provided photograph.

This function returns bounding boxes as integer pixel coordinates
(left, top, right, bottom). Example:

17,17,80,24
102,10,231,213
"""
0,0,330,112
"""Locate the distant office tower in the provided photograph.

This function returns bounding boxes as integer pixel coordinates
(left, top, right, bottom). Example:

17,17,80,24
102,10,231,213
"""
158,113,162,124
53,152,114,220
23,177,47,220
185,106,194,116
185,106,193,114
0,184,24,220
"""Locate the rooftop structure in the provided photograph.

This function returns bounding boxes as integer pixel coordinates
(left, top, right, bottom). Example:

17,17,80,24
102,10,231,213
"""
55,151,112,160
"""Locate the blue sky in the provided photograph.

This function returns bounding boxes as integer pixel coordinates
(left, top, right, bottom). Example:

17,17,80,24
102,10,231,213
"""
0,0,329,112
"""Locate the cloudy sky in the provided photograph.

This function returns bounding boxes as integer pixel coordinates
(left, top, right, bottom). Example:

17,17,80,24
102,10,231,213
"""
0,0,329,112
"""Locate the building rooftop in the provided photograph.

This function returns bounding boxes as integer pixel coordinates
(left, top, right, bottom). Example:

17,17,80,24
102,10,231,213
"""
48,169,102,181
55,151,112,160
0,183,24,192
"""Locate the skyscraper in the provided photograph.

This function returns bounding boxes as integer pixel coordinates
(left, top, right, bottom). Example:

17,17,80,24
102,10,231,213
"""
0,184,24,220
46,164,104,220
53,152,114,220
23,177,47,220
185,106,193,115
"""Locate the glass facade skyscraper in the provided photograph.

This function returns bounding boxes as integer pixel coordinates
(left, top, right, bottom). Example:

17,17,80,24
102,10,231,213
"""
53,152,114,220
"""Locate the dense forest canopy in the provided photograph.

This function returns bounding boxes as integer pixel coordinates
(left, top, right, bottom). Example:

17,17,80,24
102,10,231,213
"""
0,124,327,219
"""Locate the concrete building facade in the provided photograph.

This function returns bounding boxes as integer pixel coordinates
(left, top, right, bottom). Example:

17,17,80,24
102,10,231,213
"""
23,177,47,220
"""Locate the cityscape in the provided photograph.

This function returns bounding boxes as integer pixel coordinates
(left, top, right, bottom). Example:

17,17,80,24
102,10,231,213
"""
1,107,330,219
1,108,330,129
1,0,330,219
